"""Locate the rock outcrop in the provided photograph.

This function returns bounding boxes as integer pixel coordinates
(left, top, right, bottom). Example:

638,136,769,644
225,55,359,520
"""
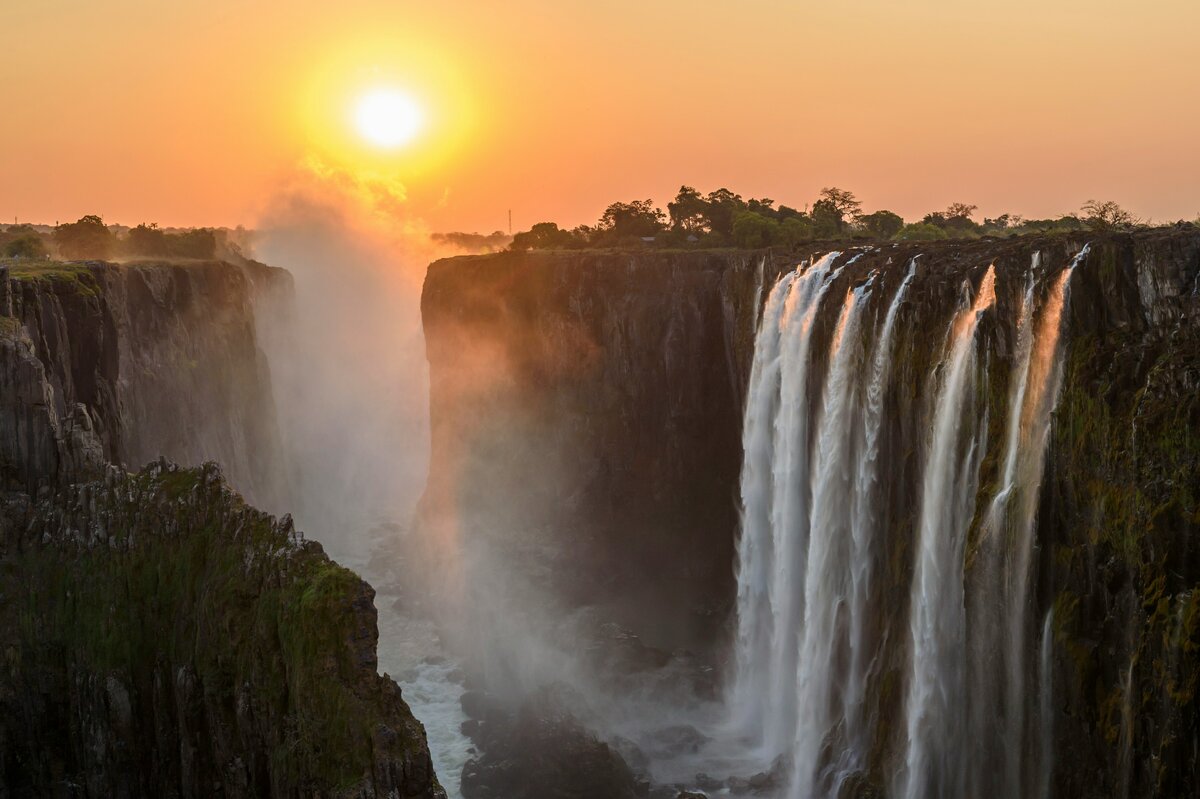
419,228,1200,796
0,461,443,799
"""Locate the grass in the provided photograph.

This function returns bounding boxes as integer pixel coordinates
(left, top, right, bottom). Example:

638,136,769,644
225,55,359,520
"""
2,257,100,296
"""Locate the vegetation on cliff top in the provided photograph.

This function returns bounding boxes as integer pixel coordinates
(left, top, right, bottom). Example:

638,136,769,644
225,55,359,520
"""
0,216,249,262
506,186,1176,251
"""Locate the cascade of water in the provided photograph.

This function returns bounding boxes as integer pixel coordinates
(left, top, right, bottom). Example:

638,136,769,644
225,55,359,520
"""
898,265,995,799
731,268,797,737
732,252,843,753
967,247,1085,797
1006,254,1078,790
841,260,917,766
763,252,844,755
968,261,1037,797
734,256,923,795
731,248,1088,799
1038,609,1055,799
789,279,874,798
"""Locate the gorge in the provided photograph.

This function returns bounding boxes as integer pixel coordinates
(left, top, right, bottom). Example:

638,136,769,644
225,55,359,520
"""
1,227,1197,798
419,229,1198,798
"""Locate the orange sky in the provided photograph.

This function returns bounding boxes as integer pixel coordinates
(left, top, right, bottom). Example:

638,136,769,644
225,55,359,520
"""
2,1,1198,233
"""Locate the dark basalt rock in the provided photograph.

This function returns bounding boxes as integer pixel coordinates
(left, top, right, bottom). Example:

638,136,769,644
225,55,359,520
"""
459,687,639,799
0,258,288,507
0,259,445,798
0,461,444,799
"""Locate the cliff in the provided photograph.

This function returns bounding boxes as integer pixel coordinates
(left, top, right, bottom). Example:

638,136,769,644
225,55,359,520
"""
0,258,287,506
0,461,442,799
420,250,749,649
0,258,444,799
420,228,1200,796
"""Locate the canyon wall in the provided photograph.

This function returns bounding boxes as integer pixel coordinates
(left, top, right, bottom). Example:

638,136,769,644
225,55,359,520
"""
0,258,443,799
0,259,287,505
420,229,1200,796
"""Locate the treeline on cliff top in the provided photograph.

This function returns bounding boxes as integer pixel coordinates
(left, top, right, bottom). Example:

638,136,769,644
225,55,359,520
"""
0,215,248,262
508,186,1182,251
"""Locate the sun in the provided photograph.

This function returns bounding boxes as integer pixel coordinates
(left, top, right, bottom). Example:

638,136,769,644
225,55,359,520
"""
354,87,423,149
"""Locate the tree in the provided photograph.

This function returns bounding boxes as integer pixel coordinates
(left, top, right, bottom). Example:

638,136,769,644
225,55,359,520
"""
983,214,1022,230
811,199,845,238
944,203,978,220
732,211,781,248
779,216,814,246
746,198,777,218
54,215,112,260
596,200,666,242
4,235,47,259
667,186,709,233
128,223,168,256
1081,200,1136,231
922,210,978,236
894,223,949,241
776,204,803,221
509,222,585,251
818,187,862,220
703,188,745,239
167,228,217,258
858,210,905,239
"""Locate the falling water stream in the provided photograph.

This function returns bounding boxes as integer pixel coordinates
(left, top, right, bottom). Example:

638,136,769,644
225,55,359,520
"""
730,247,1086,798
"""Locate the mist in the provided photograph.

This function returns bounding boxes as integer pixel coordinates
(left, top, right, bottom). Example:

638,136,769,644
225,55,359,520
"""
251,174,435,557
240,162,750,799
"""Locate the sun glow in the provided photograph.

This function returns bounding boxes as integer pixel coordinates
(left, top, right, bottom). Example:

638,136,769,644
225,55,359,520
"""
354,88,423,149
295,38,476,184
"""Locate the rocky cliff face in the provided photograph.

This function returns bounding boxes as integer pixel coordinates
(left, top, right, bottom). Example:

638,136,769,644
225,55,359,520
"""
0,461,443,799
421,251,750,650
420,228,1200,795
0,259,287,506
0,258,444,799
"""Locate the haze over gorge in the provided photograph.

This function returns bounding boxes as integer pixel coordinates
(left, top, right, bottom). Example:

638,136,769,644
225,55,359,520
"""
0,222,1193,797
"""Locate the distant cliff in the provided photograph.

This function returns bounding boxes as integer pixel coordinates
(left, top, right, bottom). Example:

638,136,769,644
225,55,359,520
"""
0,258,444,799
0,258,287,505
420,229,1200,796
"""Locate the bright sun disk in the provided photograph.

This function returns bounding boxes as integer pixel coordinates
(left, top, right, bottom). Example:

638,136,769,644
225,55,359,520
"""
354,87,423,149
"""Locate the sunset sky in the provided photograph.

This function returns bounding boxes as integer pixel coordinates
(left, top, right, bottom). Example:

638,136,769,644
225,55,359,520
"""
3,1,1198,233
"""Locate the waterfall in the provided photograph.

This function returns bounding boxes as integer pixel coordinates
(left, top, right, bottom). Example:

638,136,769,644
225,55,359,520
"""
1039,609,1055,799
969,247,1085,797
732,254,914,790
730,248,1085,799
732,252,844,750
732,267,797,738
898,265,995,799
764,252,843,754
790,278,873,798
841,259,916,764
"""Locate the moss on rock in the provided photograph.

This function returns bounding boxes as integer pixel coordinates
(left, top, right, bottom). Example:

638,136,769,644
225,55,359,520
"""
0,460,444,799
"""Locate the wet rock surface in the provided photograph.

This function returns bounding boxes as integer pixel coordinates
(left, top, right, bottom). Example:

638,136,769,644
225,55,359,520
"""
459,687,639,799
